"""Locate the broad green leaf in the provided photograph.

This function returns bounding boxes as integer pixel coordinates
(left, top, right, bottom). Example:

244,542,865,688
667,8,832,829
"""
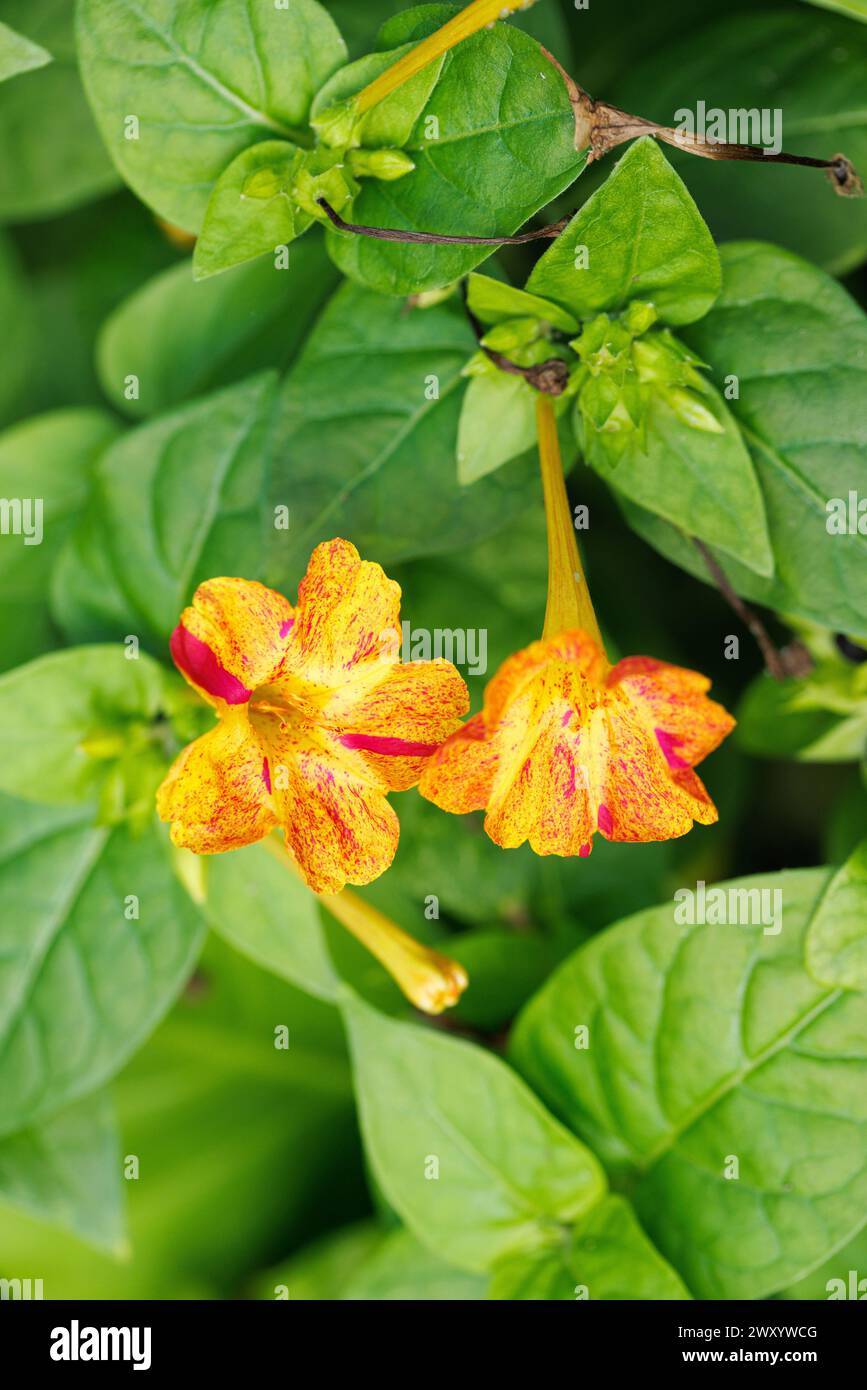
0,795,206,1135
77,0,347,231
737,664,867,763
527,139,721,327
0,1090,124,1251
580,371,774,578
343,1226,486,1300
342,989,606,1272
490,1195,691,1300
0,0,117,221
465,272,577,333
0,18,51,82
56,373,279,646
326,7,586,296
612,9,867,275
0,231,35,423
266,282,537,584
322,0,573,62
255,1221,386,1300
0,409,121,672
193,141,309,280
778,1224,867,1299
806,840,867,991
457,369,538,485
511,866,867,1299
97,236,338,417
204,838,338,1003
0,933,357,1298
626,243,867,637
0,646,170,805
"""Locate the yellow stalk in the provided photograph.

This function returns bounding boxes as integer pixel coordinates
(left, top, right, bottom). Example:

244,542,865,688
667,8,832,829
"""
536,395,607,656
265,836,467,1014
356,0,539,115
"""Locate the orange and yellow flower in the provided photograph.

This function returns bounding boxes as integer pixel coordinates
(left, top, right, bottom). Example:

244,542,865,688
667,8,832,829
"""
158,539,469,893
419,398,734,855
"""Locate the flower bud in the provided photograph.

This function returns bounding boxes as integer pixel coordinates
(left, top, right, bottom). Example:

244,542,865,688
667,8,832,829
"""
346,147,416,181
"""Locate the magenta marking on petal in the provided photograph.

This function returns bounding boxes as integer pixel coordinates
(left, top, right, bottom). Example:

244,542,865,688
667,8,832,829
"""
598,804,613,835
655,727,689,769
170,624,250,704
279,618,294,638
561,710,572,727
579,842,591,858
261,757,272,794
339,732,440,757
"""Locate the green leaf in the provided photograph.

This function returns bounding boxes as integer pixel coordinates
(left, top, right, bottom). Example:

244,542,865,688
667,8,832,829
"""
580,368,774,578
0,795,206,1135
612,8,867,276
0,0,117,221
802,0,867,16
0,1090,124,1251
0,410,121,672
342,989,606,1272
805,840,867,991
457,369,538,485
737,663,867,763
343,1226,486,1300
193,141,309,280
97,236,338,418
0,18,51,82
311,39,446,151
56,373,280,646
625,242,867,637
0,646,170,805
254,1220,386,1300
76,0,347,232
511,865,867,1299
266,282,538,583
465,272,578,333
490,1195,691,1300
326,8,585,296
778,1223,867,1299
527,139,721,326
203,838,338,1003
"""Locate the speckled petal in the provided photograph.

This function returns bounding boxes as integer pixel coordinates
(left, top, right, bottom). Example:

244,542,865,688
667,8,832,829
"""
157,707,276,852
418,712,499,813
170,578,295,707
608,655,736,769
328,659,469,790
258,717,399,894
279,538,402,691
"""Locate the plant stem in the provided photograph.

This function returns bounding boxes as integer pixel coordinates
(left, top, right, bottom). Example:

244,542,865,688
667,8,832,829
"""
355,0,540,115
317,197,568,246
692,538,790,681
264,835,467,1014
537,395,607,655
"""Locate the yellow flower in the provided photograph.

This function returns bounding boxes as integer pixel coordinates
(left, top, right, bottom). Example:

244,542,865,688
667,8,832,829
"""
419,399,735,855
158,539,468,893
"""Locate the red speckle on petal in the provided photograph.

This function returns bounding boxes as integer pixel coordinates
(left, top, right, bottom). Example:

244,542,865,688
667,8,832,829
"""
170,624,251,704
655,727,690,769
261,757,272,793
598,803,613,835
579,842,591,858
279,619,294,639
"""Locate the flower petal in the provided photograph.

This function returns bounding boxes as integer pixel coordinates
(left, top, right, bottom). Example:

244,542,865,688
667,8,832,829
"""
419,712,499,813
329,659,469,790
157,708,276,853
258,717,399,894
609,655,735,768
171,577,295,706
279,539,401,689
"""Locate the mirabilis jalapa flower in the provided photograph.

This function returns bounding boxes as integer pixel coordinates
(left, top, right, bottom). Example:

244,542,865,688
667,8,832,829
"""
420,397,735,855
158,538,469,895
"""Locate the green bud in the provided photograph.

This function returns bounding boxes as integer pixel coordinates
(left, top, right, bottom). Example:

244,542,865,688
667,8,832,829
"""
622,300,658,336
346,147,416,181
481,317,541,357
665,387,725,433
311,99,360,150
292,158,356,221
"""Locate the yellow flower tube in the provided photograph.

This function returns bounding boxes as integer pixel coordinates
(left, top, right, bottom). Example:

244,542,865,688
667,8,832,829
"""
356,0,539,115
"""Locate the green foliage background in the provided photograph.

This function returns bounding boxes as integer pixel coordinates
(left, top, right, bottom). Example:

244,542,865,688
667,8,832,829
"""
0,0,865,1301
